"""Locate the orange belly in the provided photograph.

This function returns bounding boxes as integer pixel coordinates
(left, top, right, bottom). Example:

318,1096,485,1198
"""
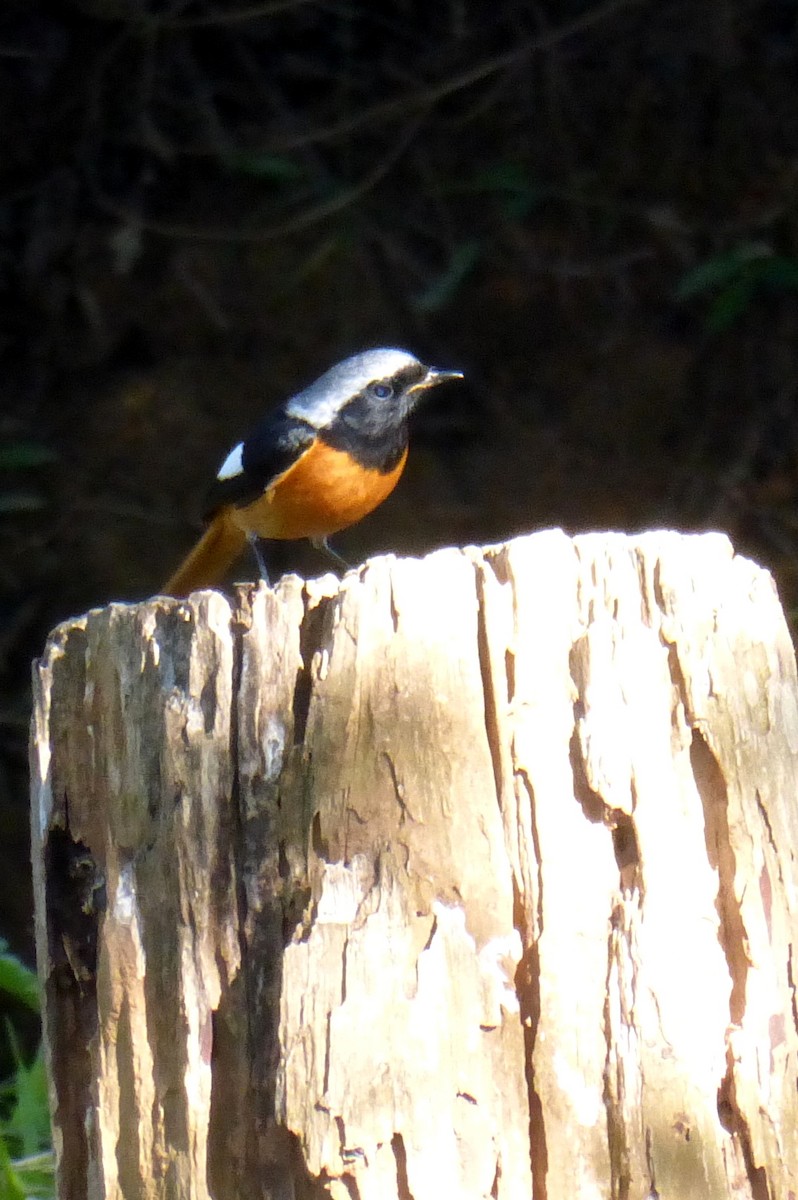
229,439,408,541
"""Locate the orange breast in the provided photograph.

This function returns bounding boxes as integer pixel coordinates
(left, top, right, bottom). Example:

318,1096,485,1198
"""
230,439,409,541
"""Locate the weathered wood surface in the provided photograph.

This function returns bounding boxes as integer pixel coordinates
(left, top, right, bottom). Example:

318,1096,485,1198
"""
30,530,798,1200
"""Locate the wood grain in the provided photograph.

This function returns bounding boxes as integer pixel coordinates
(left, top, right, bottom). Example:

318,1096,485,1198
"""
30,531,798,1199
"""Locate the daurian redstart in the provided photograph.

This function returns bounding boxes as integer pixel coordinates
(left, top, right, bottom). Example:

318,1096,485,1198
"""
163,347,463,596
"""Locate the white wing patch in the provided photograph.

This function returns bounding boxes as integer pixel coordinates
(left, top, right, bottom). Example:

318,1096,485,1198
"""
217,441,244,480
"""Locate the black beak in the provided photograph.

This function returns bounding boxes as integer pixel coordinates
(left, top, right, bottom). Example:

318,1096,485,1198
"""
405,364,464,409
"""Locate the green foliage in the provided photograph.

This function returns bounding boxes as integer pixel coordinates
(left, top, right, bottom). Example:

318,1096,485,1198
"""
222,152,306,182
0,950,38,1017
410,160,545,312
413,241,482,313
0,446,57,471
0,945,53,1200
676,242,798,331
0,497,45,516
1,1033,50,1159
0,1143,55,1200
0,441,55,518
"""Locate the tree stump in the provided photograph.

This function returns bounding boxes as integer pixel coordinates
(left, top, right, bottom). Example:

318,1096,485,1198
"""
29,530,798,1200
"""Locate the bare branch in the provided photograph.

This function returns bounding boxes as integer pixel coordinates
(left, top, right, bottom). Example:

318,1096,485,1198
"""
250,0,648,154
91,116,425,241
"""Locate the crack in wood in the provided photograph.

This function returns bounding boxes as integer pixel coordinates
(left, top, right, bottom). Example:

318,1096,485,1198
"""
392,1132,414,1200
388,574,400,635
603,899,642,1200
293,582,334,746
644,1126,659,1199
611,809,641,894
717,1048,771,1200
44,826,101,1200
691,730,774,1198
514,769,548,1200
787,949,798,1046
474,556,506,814
381,749,415,824
691,730,749,1026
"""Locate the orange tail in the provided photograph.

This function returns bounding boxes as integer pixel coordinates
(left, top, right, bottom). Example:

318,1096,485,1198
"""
163,510,248,597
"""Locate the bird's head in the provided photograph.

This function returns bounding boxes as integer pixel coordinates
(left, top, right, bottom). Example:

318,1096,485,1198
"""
286,348,463,434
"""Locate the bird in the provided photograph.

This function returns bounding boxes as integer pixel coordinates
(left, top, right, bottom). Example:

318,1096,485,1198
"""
162,347,463,596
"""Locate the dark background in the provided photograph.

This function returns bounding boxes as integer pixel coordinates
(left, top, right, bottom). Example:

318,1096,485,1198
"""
4,0,798,960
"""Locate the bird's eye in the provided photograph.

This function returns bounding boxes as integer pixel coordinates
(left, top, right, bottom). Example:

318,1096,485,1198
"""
370,382,394,400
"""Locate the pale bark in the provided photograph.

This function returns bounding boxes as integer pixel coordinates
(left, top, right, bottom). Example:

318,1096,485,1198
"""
30,530,798,1200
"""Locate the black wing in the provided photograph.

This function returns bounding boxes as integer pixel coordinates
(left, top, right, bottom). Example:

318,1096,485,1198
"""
204,409,316,519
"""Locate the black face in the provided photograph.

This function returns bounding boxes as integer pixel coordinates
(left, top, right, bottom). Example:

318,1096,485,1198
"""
322,362,429,472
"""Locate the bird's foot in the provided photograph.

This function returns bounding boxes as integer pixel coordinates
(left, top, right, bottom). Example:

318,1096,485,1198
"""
311,537,350,570
247,533,271,586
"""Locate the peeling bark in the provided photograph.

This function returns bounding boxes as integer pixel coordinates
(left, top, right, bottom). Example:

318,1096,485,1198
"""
30,531,798,1199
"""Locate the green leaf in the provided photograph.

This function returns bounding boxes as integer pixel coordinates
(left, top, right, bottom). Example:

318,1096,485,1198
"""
0,1136,26,1200
706,277,755,332
5,1152,54,1200
412,241,481,313
756,256,798,290
437,161,543,203
675,242,772,300
0,445,57,471
0,947,39,1013
223,152,305,181
0,494,44,515
1,1044,50,1160
502,190,540,220
470,162,537,195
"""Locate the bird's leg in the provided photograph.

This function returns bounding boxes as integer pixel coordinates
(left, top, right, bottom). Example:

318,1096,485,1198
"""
311,536,350,571
247,532,271,586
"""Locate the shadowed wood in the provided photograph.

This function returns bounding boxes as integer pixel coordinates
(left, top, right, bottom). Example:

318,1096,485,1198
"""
30,530,798,1199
